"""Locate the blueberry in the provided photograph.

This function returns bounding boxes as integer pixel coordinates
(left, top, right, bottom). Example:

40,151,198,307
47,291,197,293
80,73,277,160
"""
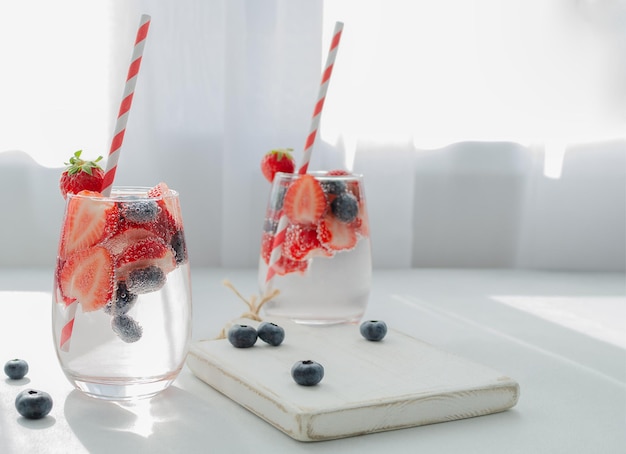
104,281,138,315
15,389,53,419
320,180,346,196
4,359,28,380
331,192,359,223
170,230,188,264
227,324,258,348
120,200,159,224
263,218,278,233
126,266,166,294
360,320,387,341
111,314,143,343
270,185,287,212
257,322,285,346
291,360,324,386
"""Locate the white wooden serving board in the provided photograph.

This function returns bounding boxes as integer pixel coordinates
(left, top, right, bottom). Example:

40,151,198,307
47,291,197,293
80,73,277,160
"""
187,318,519,442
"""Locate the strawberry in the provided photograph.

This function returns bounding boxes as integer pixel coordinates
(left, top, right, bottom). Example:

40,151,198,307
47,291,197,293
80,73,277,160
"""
147,182,181,236
116,236,176,280
318,213,358,251
354,200,370,237
102,227,156,257
327,169,350,176
283,174,326,224
60,190,119,257
59,246,114,312
59,150,105,199
261,232,274,264
282,223,331,261
260,148,295,183
272,256,308,276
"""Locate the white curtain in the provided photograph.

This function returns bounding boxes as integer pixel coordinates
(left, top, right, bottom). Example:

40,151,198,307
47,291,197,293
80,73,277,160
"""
1,0,624,271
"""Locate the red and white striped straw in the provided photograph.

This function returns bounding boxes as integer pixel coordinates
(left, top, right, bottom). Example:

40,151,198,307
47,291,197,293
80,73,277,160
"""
265,22,344,283
101,14,151,196
59,15,151,352
298,21,343,175
265,214,288,283
59,300,78,352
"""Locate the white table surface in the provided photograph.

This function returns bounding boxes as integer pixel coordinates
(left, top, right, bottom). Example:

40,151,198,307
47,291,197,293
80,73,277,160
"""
0,267,624,453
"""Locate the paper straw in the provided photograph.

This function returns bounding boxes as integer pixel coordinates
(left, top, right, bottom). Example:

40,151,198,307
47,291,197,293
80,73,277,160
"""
265,22,344,283
59,14,151,352
265,214,289,282
59,300,78,352
298,21,343,175
101,14,152,196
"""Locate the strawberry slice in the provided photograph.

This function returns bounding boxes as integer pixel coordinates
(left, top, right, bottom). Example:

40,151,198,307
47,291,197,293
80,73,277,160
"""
282,223,331,261
102,227,156,257
272,256,308,276
318,214,358,251
59,246,114,312
327,169,350,176
283,174,326,224
147,182,181,239
261,232,274,265
354,200,370,237
116,236,176,280
60,190,119,257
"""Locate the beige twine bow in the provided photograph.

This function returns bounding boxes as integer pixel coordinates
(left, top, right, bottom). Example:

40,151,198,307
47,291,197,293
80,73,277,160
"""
215,280,280,339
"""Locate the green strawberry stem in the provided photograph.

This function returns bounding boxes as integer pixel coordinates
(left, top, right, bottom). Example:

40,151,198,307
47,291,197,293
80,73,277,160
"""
64,150,103,176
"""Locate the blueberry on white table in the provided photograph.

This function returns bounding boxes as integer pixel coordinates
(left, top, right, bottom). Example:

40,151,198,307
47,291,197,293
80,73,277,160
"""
15,389,53,419
4,358,29,380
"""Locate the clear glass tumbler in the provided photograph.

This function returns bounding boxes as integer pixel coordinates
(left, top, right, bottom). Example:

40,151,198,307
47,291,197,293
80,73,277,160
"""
52,187,192,400
258,172,372,324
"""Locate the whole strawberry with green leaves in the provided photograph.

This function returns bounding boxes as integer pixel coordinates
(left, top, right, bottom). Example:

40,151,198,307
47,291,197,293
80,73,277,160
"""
59,150,105,199
260,148,296,183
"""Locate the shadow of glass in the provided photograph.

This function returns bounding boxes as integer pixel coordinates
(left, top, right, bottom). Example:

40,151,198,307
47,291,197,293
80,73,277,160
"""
64,386,245,453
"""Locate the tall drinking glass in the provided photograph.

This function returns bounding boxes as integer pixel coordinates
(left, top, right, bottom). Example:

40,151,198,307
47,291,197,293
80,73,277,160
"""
258,172,372,324
52,187,191,400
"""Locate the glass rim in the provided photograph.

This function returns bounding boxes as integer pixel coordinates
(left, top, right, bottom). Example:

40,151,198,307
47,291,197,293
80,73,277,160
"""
273,171,364,180
66,186,179,201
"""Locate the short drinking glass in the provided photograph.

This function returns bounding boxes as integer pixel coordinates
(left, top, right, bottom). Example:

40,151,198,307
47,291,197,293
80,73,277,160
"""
52,186,191,400
258,172,372,324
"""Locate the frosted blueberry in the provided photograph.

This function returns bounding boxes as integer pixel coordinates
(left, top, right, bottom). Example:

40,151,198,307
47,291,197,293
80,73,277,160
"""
104,282,138,315
320,179,346,196
126,266,166,294
111,314,143,343
120,200,159,224
170,230,188,265
331,192,359,223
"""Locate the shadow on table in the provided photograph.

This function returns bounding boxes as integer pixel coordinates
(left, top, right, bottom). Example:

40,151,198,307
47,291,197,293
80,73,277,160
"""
63,386,243,453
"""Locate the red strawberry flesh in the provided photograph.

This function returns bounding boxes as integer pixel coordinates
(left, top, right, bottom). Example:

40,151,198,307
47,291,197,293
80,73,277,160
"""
60,191,119,257
283,174,326,224
116,236,176,280
59,246,114,312
318,213,358,251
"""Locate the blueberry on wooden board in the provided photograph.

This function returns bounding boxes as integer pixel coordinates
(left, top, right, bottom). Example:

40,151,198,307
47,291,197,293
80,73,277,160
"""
291,360,324,386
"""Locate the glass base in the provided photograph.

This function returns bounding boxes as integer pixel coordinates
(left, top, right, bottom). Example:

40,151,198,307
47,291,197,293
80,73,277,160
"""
264,310,364,326
67,373,178,401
